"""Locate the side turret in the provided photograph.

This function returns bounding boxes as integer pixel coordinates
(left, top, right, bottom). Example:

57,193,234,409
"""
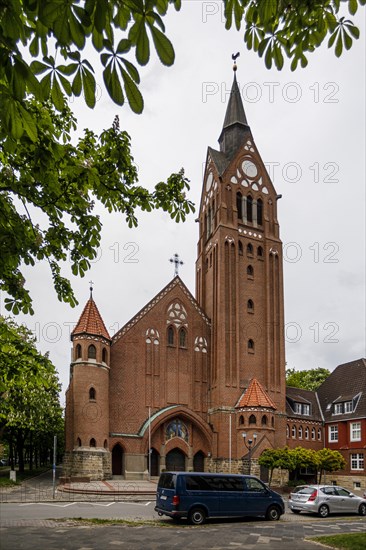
64,290,112,480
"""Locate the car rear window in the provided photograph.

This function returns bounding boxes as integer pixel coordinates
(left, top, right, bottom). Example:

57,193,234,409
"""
292,486,315,494
158,473,176,489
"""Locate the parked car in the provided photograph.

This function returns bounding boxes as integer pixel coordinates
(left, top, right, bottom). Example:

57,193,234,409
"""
0,458,8,466
288,485,366,518
155,472,285,525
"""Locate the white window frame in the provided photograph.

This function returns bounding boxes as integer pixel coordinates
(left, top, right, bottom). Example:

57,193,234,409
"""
303,404,310,416
298,426,303,439
291,425,296,438
334,403,343,415
350,422,361,442
311,427,316,440
294,403,302,414
350,453,364,470
329,425,338,442
344,401,353,413
318,428,322,441
305,427,309,440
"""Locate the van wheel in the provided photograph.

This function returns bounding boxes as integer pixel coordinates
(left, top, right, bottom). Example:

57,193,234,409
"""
318,504,329,518
266,505,281,521
359,503,366,516
188,507,206,525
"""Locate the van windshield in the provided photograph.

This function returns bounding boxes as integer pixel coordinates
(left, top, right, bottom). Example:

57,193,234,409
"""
158,473,176,489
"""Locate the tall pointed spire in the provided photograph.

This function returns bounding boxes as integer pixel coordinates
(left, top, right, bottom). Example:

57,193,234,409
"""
218,55,250,159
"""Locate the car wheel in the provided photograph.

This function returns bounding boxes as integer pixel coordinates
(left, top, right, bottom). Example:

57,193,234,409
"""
318,504,329,518
266,505,281,521
188,507,206,525
291,509,301,514
359,503,366,516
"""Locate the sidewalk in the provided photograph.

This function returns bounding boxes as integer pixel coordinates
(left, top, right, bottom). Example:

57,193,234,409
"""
0,469,158,503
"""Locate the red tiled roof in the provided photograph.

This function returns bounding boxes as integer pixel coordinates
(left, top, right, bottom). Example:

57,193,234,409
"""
236,378,277,409
72,298,110,340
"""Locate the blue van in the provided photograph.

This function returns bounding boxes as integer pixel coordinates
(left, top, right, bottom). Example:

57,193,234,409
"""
155,472,285,524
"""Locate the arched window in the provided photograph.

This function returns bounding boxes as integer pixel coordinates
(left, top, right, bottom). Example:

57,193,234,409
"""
88,344,96,359
75,344,82,360
298,426,303,439
305,427,309,440
312,428,316,440
261,415,267,426
236,192,243,220
89,387,96,400
248,339,255,353
239,415,244,425
247,299,254,313
239,241,243,256
247,195,253,222
76,437,81,447
102,347,107,363
257,246,263,258
247,265,254,279
104,439,108,449
249,414,257,425
292,425,296,438
286,425,290,438
179,327,187,348
167,326,175,346
318,428,322,441
247,243,253,256
257,198,263,225
90,438,96,447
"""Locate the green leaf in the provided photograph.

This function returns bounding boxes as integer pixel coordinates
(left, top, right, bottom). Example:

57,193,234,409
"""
69,11,86,49
335,31,343,57
40,72,52,98
348,0,358,15
103,63,124,105
117,38,131,54
57,73,72,96
72,70,82,95
133,20,150,65
31,61,51,75
121,67,144,113
18,105,38,142
148,24,174,66
121,58,140,83
81,69,96,108
51,77,65,111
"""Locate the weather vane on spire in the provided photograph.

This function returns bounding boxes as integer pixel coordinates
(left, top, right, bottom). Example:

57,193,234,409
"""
169,253,184,277
232,52,240,72
89,280,94,299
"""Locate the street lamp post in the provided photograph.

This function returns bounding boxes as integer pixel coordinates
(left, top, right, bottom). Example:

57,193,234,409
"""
242,432,257,475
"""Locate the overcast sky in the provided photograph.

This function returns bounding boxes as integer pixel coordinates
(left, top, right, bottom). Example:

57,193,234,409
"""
3,2,365,405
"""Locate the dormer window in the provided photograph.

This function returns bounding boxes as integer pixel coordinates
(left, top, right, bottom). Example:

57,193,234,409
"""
293,401,311,415
344,401,353,413
334,403,343,415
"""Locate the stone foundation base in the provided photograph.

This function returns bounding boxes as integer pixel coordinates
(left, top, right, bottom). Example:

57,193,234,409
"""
62,448,112,480
204,458,289,487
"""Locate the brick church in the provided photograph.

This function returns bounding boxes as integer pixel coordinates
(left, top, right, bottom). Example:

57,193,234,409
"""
63,67,365,486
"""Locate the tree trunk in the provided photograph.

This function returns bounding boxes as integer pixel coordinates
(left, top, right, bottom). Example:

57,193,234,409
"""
16,431,25,473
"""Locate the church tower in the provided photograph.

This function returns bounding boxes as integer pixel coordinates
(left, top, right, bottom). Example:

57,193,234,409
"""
196,64,287,463
64,289,112,480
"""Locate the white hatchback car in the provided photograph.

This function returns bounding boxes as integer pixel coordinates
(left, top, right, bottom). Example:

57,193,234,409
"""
289,485,366,518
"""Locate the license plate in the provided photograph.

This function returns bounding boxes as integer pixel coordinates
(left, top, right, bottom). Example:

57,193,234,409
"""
160,495,167,500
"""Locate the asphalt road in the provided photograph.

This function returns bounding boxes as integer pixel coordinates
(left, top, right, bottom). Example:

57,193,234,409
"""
1,516,365,550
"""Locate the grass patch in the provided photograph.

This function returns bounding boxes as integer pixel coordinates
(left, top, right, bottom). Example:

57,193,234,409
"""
310,533,366,550
54,517,191,528
0,466,50,486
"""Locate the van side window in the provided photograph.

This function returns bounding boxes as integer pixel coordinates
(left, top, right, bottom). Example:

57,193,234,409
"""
157,473,176,489
186,475,219,491
220,477,245,491
244,478,266,492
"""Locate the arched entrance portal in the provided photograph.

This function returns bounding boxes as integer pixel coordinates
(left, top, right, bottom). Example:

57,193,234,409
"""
149,448,160,477
193,451,205,472
166,448,186,471
112,444,124,476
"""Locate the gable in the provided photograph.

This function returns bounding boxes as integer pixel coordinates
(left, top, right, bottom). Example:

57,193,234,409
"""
112,276,210,344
